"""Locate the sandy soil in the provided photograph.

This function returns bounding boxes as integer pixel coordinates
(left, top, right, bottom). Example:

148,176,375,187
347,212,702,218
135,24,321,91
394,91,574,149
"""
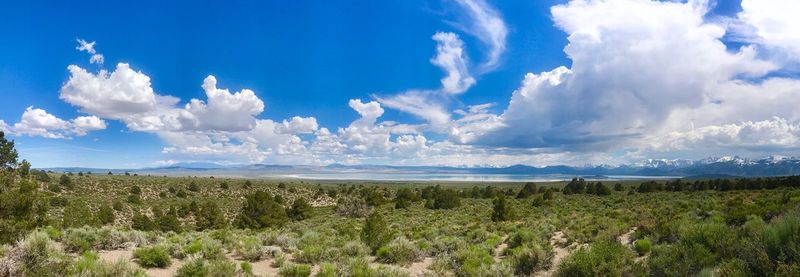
536,231,576,277
618,227,637,245
249,258,279,276
493,235,510,262
407,257,434,277
97,248,183,277
97,249,133,263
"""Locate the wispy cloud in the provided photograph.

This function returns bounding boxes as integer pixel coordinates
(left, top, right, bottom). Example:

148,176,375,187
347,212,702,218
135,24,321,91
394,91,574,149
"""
451,0,508,72
76,38,104,64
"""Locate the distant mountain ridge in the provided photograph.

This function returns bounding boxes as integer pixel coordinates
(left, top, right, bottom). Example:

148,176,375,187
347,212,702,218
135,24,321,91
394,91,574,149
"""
41,156,800,178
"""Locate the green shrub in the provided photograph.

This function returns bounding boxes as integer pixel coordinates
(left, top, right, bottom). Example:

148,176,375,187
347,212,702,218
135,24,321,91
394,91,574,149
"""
373,265,411,277
543,189,554,200
207,259,236,277
532,195,546,207
517,182,538,199
394,188,418,209
278,262,312,277
63,227,98,253
648,242,714,276
272,251,287,268
341,257,374,277
762,211,800,265
197,238,225,260
176,256,207,277
287,198,313,221
317,262,338,277
42,226,63,240
376,237,423,265
362,212,392,253
0,231,72,276
127,194,141,204
133,246,171,268
428,236,467,256
716,258,748,277
97,203,115,225
187,182,200,192
475,263,514,277
71,251,146,277
240,261,253,276
131,212,155,231
112,200,124,211
431,189,461,209
157,207,183,232
295,244,325,263
633,239,652,255
196,201,227,230
63,200,100,228
48,182,61,192
509,243,553,275
507,229,539,249
454,245,493,277
775,262,800,276
236,236,264,261
235,191,288,229
556,240,636,277
491,195,514,222
336,197,371,218
341,240,371,258
59,174,73,190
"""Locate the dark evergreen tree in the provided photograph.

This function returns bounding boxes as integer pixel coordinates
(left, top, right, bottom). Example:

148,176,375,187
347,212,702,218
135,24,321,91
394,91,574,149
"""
98,203,116,224
361,212,392,253
235,191,288,229
287,198,313,221
517,182,538,199
492,195,514,222
196,201,227,230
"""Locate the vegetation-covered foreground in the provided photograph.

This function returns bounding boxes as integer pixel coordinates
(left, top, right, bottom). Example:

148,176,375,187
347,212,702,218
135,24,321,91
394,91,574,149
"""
2,132,800,276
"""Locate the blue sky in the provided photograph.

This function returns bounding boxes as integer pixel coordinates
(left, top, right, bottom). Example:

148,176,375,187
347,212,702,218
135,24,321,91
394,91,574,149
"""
2,0,800,168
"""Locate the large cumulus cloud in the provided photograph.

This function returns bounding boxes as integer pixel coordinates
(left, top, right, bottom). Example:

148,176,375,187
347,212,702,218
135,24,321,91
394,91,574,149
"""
479,0,778,153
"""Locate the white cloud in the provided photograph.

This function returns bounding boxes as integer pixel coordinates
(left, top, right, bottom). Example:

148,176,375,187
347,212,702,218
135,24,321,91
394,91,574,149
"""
479,0,776,150
60,63,160,120
452,0,508,71
375,91,451,128
278,116,319,134
76,39,104,64
178,75,265,132
71,115,107,135
348,99,384,127
13,107,72,139
651,117,800,152
737,0,800,63
431,32,475,94
449,103,502,144
9,106,106,139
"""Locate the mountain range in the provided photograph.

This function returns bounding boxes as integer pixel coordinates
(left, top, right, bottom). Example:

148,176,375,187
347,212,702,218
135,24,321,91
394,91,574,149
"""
41,156,800,179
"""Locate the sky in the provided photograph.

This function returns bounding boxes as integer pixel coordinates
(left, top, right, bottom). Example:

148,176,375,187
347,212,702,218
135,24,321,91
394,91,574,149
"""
1,0,800,169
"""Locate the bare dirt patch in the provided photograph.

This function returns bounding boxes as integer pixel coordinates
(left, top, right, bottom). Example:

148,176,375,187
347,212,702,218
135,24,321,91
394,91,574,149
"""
408,257,434,276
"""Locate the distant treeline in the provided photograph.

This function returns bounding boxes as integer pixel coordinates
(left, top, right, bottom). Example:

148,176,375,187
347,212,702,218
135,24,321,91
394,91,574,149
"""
555,176,800,196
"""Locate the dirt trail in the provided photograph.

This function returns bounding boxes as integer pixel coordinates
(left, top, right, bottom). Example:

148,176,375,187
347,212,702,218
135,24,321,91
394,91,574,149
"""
408,257,434,277
618,227,637,245
618,227,650,263
536,231,587,277
248,258,279,276
493,235,510,262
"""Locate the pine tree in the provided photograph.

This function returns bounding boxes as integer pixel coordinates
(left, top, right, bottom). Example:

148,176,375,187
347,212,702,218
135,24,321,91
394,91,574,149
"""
361,212,392,253
492,195,514,222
